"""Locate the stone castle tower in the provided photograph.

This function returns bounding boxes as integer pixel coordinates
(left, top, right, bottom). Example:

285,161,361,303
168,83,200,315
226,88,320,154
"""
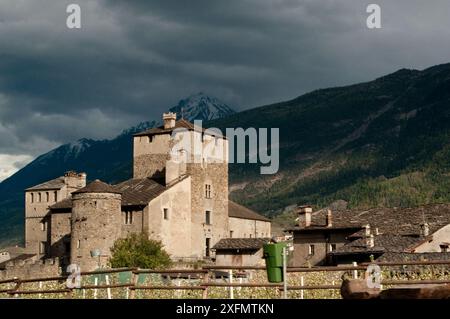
133,112,229,257
70,180,122,270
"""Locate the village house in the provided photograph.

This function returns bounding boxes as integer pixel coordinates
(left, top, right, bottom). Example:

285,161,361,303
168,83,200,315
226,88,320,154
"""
287,204,450,266
2,113,271,274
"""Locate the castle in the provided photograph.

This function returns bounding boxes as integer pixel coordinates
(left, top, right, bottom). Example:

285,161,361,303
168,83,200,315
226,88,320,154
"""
22,113,271,271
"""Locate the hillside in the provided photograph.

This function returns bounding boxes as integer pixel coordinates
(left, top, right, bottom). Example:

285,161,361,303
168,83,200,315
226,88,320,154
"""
209,63,450,216
2,63,450,246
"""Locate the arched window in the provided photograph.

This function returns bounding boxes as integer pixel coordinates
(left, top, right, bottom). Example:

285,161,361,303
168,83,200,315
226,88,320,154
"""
38,193,42,202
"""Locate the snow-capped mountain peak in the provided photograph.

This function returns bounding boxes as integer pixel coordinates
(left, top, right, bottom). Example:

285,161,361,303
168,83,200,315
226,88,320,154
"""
169,92,236,121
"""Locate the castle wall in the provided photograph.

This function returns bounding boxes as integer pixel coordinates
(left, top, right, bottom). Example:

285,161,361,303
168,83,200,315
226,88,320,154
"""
0,257,60,281
121,208,144,237
146,177,192,259
70,193,122,272
229,217,271,239
50,212,72,261
188,162,229,258
133,134,171,178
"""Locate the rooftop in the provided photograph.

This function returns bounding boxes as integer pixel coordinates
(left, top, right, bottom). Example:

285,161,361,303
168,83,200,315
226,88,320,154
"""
134,118,224,138
290,203,450,236
228,201,271,222
213,238,270,250
26,177,65,191
72,179,122,195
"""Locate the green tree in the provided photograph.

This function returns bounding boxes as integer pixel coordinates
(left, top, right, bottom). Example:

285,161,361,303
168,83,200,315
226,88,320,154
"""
109,233,172,269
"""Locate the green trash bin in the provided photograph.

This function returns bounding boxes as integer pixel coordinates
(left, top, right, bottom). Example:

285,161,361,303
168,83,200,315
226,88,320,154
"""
263,242,286,283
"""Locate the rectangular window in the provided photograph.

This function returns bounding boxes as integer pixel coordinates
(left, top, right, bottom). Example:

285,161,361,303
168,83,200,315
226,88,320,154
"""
54,191,58,202
205,238,211,257
205,184,211,199
38,193,42,202
163,208,169,220
40,221,46,231
205,211,211,225
308,244,315,256
229,230,234,238
125,211,133,225
440,244,449,253
46,192,49,202
31,193,34,203
39,242,46,255
329,244,336,252
77,240,81,249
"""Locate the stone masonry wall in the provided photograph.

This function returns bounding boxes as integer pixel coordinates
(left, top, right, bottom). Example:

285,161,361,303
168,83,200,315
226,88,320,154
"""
70,192,122,272
0,257,60,281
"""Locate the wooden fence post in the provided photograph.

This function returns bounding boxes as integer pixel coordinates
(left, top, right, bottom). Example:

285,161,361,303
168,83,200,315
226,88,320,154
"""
202,271,210,299
129,269,139,299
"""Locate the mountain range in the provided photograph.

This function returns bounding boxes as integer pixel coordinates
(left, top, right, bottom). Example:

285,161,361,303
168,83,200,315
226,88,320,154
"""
2,63,450,247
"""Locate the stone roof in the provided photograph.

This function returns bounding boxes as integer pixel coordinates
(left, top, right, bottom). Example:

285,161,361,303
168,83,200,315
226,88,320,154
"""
213,238,270,250
228,201,271,222
50,176,187,210
377,252,450,262
72,180,122,195
291,203,450,236
134,119,224,138
26,177,65,191
330,234,421,255
49,198,73,211
114,177,170,207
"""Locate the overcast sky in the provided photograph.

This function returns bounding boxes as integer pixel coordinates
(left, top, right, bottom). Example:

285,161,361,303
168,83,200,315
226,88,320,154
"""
1,0,450,181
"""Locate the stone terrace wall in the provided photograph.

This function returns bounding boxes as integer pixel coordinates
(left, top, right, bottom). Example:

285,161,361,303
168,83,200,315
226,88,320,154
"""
0,257,61,280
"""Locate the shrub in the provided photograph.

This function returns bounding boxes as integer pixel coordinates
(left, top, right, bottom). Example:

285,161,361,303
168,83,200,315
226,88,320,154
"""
109,233,172,269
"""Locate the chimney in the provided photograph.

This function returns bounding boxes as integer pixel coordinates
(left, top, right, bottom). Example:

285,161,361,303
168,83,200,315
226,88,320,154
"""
298,205,312,227
326,209,333,227
421,222,429,237
366,234,375,248
163,112,177,129
364,224,371,237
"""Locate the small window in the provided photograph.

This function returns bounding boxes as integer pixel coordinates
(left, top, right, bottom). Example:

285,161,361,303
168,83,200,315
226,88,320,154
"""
38,193,42,202
205,238,211,257
125,211,133,225
163,208,169,220
54,191,58,202
440,244,449,253
31,193,34,203
205,211,211,225
249,234,253,238
308,244,315,256
148,136,153,143
77,240,81,249
230,230,234,238
40,221,46,231
329,244,336,252
46,192,49,202
39,242,46,254
205,184,211,199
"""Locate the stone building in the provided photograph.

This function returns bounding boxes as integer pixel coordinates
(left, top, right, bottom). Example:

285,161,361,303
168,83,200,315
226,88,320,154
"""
20,113,271,272
288,204,450,266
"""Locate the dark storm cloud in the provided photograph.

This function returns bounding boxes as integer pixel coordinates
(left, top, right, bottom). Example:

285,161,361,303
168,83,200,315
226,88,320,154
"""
1,0,450,180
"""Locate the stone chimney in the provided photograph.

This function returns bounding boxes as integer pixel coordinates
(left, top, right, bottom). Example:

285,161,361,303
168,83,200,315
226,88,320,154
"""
421,222,429,237
364,224,371,237
64,171,87,192
163,112,177,129
366,234,375,248
298,205,312,227
326,209,333,227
